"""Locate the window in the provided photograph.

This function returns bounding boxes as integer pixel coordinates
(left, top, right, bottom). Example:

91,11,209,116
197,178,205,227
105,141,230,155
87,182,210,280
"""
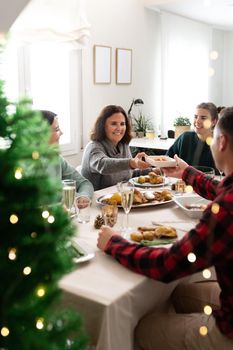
1,41,82,155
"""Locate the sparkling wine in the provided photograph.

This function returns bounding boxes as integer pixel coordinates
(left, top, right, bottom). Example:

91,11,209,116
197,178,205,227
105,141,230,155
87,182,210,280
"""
121,190,134,214
63,186,75,210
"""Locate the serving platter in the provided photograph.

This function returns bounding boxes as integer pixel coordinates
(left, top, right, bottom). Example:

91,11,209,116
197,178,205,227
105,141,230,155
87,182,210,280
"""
145,155,176,167
129,176,169,188
96,193,173,209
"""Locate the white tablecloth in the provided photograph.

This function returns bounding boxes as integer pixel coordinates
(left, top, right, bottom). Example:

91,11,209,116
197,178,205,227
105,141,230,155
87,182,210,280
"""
60,184,207,350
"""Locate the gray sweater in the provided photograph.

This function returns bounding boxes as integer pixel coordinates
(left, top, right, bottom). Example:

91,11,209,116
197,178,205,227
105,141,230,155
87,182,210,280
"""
81,139,142,190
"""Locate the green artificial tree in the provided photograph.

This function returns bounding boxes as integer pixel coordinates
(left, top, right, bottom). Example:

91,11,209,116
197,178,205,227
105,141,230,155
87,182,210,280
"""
0,80,88,349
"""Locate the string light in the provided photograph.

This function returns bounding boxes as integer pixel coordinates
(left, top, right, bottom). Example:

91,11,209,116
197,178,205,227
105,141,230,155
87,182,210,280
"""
36,286,46,298
203,120,211,129
187,252,196,263
8,248,17,260
42,210,50,219
185,185,193,193
204,305,212,315
9,214,18,224
36,318,44,330
199,326,208,336
206,136,213,146
23,266,32,275
1,327,10,337
210,50,219,60
32,151,40,159
211,203,220,214
31,232,37,238
48,215,55,223
202,269,212,279
208,67,215,77
14,167,23,179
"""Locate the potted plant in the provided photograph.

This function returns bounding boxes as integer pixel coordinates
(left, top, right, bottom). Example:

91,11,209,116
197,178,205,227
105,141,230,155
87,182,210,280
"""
132,113,153,138
173,116,191,138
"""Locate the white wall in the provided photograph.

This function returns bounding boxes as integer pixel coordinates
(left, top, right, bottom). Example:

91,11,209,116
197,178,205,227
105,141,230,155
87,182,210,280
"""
223,32,233,106
82,0,160,146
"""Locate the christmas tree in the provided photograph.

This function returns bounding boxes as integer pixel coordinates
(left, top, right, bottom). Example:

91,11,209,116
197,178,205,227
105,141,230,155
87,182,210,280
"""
0,80,88,349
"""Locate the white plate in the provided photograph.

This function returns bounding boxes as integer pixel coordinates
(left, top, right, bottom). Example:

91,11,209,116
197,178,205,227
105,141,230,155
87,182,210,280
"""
173,195,210,219
125,228,184,248
129,176,169,188
72,240,95,263
96,192,173,208
145,155,176,167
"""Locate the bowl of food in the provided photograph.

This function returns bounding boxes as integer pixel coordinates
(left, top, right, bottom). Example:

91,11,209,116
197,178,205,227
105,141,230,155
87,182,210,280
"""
173,195,210,219
145,155,176,167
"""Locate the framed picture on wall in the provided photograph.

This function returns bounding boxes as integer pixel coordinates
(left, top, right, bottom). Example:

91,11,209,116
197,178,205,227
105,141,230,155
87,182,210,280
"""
93,45,112,84
116,48,132,84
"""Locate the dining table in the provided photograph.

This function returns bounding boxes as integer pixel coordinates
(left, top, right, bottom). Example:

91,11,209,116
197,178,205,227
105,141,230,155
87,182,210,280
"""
60,181,215,350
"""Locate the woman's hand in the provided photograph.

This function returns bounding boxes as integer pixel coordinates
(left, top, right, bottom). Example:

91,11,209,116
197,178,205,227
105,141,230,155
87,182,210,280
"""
162,154,189,178
97,225,119,251
129,152,150,169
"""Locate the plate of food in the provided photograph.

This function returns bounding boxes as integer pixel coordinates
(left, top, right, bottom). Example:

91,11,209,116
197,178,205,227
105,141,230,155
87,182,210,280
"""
96,188,173,208
130,173,169,188
71,240,95,263
173,195,210,219
145,155,176,168
126,225,183,247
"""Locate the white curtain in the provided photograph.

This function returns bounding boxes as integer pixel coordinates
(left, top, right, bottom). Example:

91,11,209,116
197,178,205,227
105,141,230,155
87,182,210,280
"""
10,0,90,47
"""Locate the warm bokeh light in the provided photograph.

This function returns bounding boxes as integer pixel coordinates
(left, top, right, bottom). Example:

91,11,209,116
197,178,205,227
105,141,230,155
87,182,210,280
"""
203,119,211,129
23,266,32,275
185,185,193,193
202,269,212,279
206,136,213,146
36,318,44,330
211,203,220,214
42,210,50,219
9,214,19,224
36,287,46,297
8,248,17,260
204,305,212,315
32,151,40,159
14,167,23,179
199,326,208,336
48,215,55,223
31,231,37,238
1,327,10,337
210,50,219,60
0,32,7,46
208,67,215,77
187,252,196,263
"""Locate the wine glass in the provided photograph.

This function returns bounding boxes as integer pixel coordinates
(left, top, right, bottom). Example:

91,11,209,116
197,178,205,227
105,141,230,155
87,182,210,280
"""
62,179,76,216
218,169,224,181
118,181,134,235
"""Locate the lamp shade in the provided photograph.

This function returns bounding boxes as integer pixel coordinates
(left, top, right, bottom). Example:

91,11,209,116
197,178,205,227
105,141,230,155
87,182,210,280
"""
128,98,144,116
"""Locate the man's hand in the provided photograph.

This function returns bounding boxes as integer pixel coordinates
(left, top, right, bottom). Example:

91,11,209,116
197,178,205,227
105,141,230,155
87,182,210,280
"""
162,154,189,178
97,225,120,251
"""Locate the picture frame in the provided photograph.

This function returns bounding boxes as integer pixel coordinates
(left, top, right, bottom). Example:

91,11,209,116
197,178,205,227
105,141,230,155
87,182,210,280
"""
116,48,132,84
93,45,111,84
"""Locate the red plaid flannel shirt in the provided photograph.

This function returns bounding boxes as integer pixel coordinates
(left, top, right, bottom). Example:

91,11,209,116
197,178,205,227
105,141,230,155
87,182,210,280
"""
105,166,233,339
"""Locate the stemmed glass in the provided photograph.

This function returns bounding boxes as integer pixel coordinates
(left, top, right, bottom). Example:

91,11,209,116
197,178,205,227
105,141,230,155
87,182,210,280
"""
118,181,134,235
62,179,76,216
218,170,224,181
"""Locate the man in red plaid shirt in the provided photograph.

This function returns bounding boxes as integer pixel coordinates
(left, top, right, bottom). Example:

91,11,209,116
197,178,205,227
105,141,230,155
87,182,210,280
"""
97,107,233,349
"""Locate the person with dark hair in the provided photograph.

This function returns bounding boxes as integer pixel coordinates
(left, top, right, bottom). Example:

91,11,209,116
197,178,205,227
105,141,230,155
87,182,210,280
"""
97,107,233,349
81,105,150,190
166,102,219,171
40,110,93,207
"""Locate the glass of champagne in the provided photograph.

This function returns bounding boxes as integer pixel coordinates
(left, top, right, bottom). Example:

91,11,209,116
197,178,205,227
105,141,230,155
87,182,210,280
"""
118,181,134,235
62,179,76,216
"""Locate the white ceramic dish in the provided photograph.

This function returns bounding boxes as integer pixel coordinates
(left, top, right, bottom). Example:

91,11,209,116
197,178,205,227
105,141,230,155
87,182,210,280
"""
145,155,176,167
173,195,210,219
96,192,173,208
72,240,95,263
129,176,169,188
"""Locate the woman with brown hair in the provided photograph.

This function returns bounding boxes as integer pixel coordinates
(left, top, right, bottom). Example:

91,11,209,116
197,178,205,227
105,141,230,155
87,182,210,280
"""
81,105,150,190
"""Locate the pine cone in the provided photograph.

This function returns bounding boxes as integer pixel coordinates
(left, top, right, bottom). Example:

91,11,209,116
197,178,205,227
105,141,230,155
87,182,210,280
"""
94,214,104,229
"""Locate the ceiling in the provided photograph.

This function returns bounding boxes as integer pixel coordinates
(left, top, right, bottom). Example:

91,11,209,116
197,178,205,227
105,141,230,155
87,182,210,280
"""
144,0,233,31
